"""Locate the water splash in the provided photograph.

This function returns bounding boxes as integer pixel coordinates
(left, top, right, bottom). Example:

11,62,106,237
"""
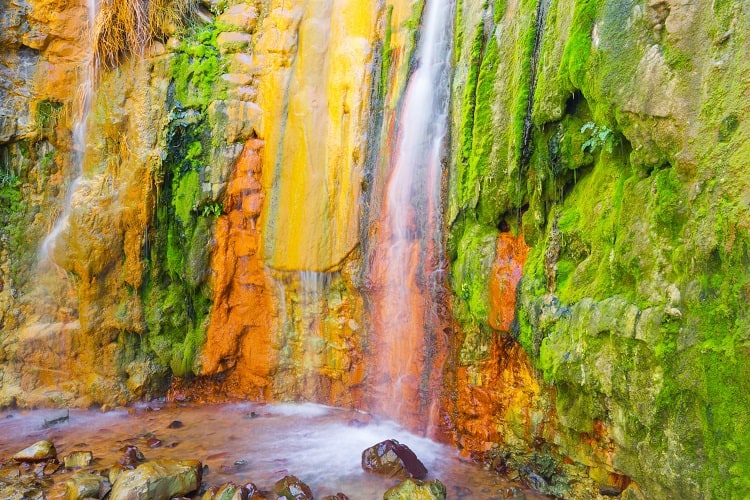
369,0,455,433
38,0,100,268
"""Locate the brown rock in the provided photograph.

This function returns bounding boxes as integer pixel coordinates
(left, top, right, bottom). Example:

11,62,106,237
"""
117,445,145,468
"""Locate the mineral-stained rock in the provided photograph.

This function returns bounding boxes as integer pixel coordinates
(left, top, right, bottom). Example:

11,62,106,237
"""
202,481,250,500
63,451,94,468
65,471,111,499
12,440,57,462
117,445,145,468
361,440,428,480
109,459,202,500
383,478,447,500
274,475,313,500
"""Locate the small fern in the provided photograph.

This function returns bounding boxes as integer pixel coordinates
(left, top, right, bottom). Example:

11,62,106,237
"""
581,122,617,154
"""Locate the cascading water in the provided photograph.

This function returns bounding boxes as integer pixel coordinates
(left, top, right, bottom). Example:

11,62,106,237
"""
37,0,99,268
369,0,455,433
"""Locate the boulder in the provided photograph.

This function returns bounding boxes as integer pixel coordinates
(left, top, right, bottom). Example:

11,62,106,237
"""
321,494,349,500
65,471,111,499
361,440,428,480
109,459,202,500
274,475,313,500
383,479,447,500
12,440,56,462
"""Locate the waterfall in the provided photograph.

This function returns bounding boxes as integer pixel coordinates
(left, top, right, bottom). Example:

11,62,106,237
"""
38,0,99,267
369,0,455,433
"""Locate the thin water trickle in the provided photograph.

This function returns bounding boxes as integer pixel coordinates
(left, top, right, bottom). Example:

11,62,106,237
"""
369,0,455,433
37,0,99,268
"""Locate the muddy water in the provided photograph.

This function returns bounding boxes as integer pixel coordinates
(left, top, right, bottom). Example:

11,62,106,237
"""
0,402,544,499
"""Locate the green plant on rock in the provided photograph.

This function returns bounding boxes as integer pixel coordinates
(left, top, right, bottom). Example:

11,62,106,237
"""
200,201,222,217
580,121,617,154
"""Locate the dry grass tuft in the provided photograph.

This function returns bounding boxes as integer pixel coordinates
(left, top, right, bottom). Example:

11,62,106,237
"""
94,0,198,68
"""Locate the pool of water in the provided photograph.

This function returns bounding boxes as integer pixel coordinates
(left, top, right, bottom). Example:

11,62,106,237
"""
0,402,544,499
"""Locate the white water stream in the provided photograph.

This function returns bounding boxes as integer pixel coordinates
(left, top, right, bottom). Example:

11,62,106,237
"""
370,0,455,427
0,403,544,498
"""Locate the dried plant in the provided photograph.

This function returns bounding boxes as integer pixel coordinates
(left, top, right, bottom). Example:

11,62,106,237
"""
93,0,198,68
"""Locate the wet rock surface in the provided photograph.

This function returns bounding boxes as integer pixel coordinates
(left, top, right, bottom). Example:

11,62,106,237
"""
109,459,202,499
383,478,447,499
274,475,313,500
64,471,111,499
362,440,428,480
12,440,57,462
63,450,93,469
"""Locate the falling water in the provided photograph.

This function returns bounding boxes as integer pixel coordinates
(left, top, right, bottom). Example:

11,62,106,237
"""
38,0,99,267
369,0,455,432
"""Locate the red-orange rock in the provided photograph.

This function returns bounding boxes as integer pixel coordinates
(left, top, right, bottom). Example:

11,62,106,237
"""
200,138,277,399
489,233,528,332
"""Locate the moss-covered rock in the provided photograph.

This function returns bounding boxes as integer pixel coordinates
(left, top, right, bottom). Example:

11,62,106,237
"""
449,0,750,497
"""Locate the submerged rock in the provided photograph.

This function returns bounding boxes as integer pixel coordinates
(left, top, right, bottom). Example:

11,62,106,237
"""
274,475,313,500
361,440,428,480
12,440,57,462
321,494,349,500
383,478,447,500
109,459,202,500
64,451,94,469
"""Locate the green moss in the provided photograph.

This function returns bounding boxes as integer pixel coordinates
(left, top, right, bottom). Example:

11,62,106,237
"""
172,23,225,111
558,0,597,90
451,221,498,324
459,25,485,166
378,5,394,100
35,99,63,131
172,169,201,223
138,22,228,378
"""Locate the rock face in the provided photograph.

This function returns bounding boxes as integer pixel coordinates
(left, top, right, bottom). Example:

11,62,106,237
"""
361,440,428,480
0,0,748,498
109,459,202,500
447,0,750,498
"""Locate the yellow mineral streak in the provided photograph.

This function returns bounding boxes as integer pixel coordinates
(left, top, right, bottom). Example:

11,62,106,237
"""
256,0,381,271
